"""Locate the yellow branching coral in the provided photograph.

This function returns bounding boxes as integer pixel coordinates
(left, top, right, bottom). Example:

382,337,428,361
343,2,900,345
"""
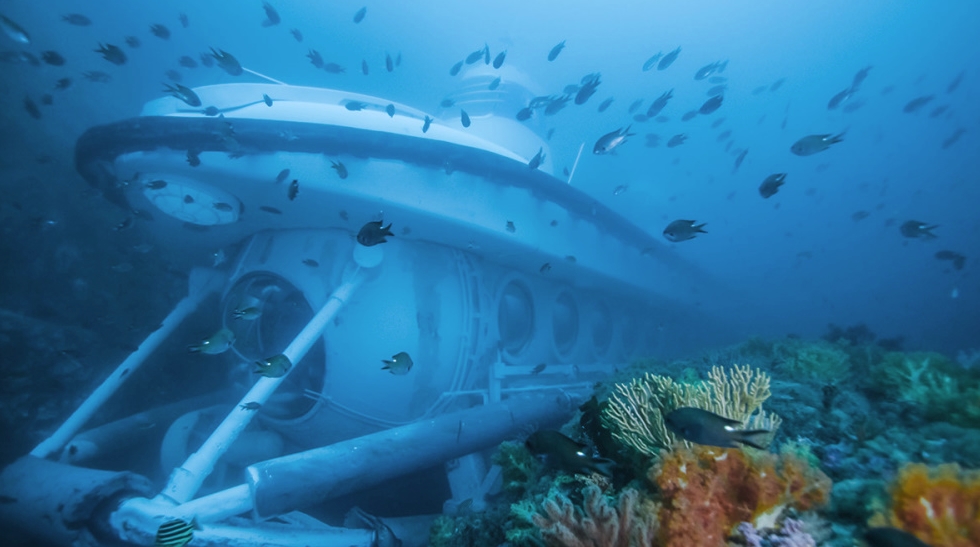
601,365,782,458
530,484,659,547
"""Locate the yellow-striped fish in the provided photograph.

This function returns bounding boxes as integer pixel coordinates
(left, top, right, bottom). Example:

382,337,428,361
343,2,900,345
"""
155,517,196,547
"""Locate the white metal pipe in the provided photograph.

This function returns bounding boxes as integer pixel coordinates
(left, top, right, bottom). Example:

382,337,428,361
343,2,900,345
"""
173,484,252,522
160,270,363,503
31,268,224,459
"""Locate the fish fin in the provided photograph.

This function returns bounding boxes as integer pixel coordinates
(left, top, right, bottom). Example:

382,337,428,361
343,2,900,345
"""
590,457,616,478
734,429,770,450
694,223,708,234
624,124,635,136
187,345,201,353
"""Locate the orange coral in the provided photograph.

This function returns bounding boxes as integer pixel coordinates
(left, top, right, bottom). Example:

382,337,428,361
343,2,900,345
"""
872,463,980,547
649,446,831,547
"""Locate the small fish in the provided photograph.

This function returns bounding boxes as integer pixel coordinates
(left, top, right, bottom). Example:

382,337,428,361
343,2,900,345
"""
505,220,516,233
288,179,299,200
658,46,681,70
694,60,727,80
516,107,533,121
385,53,394,72
144,179,168,190
460,109,470,127
733,148,748,171
23,97,41,119
851,211,870,222
254,354,291,378
864,527,933,547
942,128,966,149
331,161,348,179
663,219,706,242
302,258,319,267
665,407,770,449
946,71,965,94
95,43,127,65
210,48,242,76
899,220,938,239
353,6,367,23
770,78,786,91
154,518,196,547
851,65,872,89
903,95,934,113
827,87,856,110
150,24,170,39
385,103,395,117
699,95,723,115
528,147,546,170
422,115,432,133
275,169,290,184
55,77,72,90
758,173,786,198
345,100,366,111
188,328,235,354
323,62,345,74
642,52,663,71
449,60,463,76
41,50,65,66
261,2,281,26
597,98,613,112
575,73,601,105
290,28,303,42
593,125,635,154
179,12,189,28
113,217,133,231
61,13,92,27
667,134,687,148
929,105,949,119
165,70,182,82
164,83,201,107
492,50,506,69
790,132,845,156
125,36,141,48
681,111,698,122
935,250,966,270
357,220,394,246
547,40,565,61
539,263,551,273
233,307,262,320
646,89,673,117
706,84,727,97
382,351,413,375
613,184,628,196
260,205,282,215
239,402,261,411
440,98,456,108
263,94,273,106
488,76,501,90
716,129,732,142
198,51,212,66
531,363,547,374
525,430,614,477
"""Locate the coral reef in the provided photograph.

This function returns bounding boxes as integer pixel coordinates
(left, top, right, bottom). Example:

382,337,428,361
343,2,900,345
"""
601,365,782,458
650,444,831,547
871,351,980,426
732,518,816,547
869,462,980,547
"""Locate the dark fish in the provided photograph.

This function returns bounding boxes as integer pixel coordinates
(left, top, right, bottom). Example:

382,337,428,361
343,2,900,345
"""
935,250,966,270
275,169,290,184
254,354,291,378
483,45,489,65
360,59,369,75
179,12,189,28
851,65,872,89
307,49,324,68
544,95,570,115
239,402,261,411
260,205,282,215
385,103,395,117
291,28,303,42
899,220,938,239
694,60,727,80
261,2,281,26
769,78,786,91
353,6,367,23
125,36,141,48
302,258,319,267
662,220,706,242
202,106,218,116
323,62,345,74
488,76,501,90
716,129,732,142
449,60,463,76
145,179,168,190
516,107,533,121
790,133,845,156
82,70,111,82
357,220,394,246
385,53,393,72
593,125,634,154
525,430,614,477
681,110,698,121
154,518,195,547
460,109,470,127
61,13,92,26
706,84,727,97
382,351,413,375
597,97,613,112
864,527,933,547
528,147,546,170
666,134,686,148
531,363,547,374
699,94,723,115
55,77,72,90
942,128,966,149
150,24,170,39
20,96,42,120
287,179,299,200
165,70,182,82
539,263,551,274
263,94,273,106
946,71,965,94
903,95,934,113
163,83,201,107
646,89,673,117
929,105,949,118
178,55,197,68
851,211,870,222
41,50,65,66
547,40,565,61
199,52,212,66
493,50,506,69
210,48,242,76
733,148,748,171
665,407,769,449
658,46,681,70
642,52,663,71
759,173,786,198
95,43,126,65
827,87,856,110
422,115,432,133
331,161,348,179
575,73,600,105
186,150,200,167
465,47,484,65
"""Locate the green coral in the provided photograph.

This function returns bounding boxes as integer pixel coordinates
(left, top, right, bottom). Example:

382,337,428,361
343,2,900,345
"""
871,351,980,426
770,338,853,381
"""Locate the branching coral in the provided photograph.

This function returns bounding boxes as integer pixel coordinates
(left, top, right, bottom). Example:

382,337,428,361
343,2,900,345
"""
650,445,831,547
870,462,980,547
602,365,782,458
528,484,659,547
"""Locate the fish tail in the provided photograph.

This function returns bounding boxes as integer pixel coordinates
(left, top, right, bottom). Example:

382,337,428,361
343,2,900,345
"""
187,345,201,353
831,131,847,144
735,429,770,450
695,223,708,234
590,457,616,478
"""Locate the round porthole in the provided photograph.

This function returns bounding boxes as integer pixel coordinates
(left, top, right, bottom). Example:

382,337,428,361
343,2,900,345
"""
497,279,535,358
551,291,579,358
591,301,613,358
